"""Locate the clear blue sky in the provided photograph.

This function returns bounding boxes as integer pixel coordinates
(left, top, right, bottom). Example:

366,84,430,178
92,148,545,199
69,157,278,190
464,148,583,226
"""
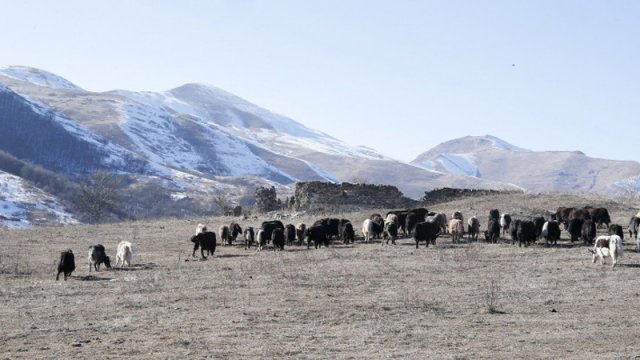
1,0,638,162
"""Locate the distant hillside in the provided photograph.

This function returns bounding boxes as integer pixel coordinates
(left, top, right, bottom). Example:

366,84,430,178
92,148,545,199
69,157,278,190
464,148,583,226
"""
411,135,640,197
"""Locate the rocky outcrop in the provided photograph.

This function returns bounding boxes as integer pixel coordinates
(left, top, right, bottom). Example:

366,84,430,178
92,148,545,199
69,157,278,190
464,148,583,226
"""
294,181,418,210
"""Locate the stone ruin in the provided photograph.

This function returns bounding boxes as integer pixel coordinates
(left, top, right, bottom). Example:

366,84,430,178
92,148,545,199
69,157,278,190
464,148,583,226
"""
255,186,278,212
294,181,419,210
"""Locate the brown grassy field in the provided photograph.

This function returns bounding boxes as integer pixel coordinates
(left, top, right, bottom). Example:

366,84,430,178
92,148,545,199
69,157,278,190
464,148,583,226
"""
1,192,640,359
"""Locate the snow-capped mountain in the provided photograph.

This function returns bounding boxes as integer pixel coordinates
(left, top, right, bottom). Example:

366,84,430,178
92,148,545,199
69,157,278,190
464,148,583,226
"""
412,135,640,196
0,66,514,210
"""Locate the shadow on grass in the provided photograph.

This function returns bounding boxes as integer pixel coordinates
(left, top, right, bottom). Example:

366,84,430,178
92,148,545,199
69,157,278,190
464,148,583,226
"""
216,254,250,258
617,263,640,268
109,263,158,271
75,275,112,281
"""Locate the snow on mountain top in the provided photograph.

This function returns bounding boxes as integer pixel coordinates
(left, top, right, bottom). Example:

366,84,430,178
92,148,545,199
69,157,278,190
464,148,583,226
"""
0,65,82,90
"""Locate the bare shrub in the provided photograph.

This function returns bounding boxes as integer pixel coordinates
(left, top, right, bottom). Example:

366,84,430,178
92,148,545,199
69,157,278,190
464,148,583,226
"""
484,278,503,314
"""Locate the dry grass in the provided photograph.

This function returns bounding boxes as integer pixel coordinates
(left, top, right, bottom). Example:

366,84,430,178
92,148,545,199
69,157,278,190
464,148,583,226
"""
1,192,640,359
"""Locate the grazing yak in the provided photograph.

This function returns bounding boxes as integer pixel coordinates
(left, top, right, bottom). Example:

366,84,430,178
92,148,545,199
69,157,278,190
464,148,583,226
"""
488,209,500,223
586,207,611,228
88,245,111,272
304,225,329,249
296,223,306,245
56,249,76,281
256,230,268,252
369,214,385,239
449,218,464,243
219,225,231,246
385,210,408,234
115,241,133,268
284,224,297,246
608,224,624,240
244,227,255,250
341,221,355,244
312,218,341,240
271,228,285,251
533,217,546,239
405,212,418,236
500,214,512,236
485,218,501,244
191,231,216,259
567,218,584,243
516,220,536,247
509,219,520,243
414,221,439,248
383,221,398,245
581,219,597,246
260,220,285,241
362,219,374,243
229,222,243,243
628,216,640,244
555,207,575,228
590,235,623,268
542,220,561,246
467,216,480,241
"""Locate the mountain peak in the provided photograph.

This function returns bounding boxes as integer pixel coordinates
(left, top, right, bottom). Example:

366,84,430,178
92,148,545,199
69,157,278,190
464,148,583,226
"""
0,65,82,90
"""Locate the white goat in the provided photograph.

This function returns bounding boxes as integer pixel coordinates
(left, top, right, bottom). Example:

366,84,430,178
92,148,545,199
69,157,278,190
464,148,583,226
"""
115,241,134,268
362,219,373,243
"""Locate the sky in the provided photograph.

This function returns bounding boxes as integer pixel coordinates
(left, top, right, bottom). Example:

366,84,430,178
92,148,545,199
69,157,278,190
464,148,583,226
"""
1,0,639,162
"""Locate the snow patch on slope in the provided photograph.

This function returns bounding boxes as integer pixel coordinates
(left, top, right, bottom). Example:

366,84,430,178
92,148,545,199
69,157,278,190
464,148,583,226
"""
0,66,81,90
0,172,78,228
613,175,640,193
113,91,295,181
437,153,480,177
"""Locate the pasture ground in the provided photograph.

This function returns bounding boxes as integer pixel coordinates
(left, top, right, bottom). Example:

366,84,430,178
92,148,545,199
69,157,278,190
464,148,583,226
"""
1,192,640,359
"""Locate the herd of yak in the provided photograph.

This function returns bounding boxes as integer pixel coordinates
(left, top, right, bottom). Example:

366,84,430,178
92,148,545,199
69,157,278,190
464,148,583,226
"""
55,205,640,280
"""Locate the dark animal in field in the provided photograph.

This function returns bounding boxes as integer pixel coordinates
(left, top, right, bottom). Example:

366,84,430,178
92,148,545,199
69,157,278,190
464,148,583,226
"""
260,220,285,241
410,208,430,222
405,212,417,236
341,221,355,244
569,208,590,222
586,207,611,228
219,225,231,246
500,214,512,236
467,216,480,241
414,221,439,248
369,214,385,239
555,207,575,228
296,223,306,245
271,228,285,251
567,218,584,242
229,222,243,242
383,221,398,245
385,210,408,234
485,218,501,244
304,225,329,249
313,218,341,240
608,224,624,240
509,219,521,243
628,216,640,244
56,249,75,281
284,224,296,246
533,217,546,239
88,244,111,272
516,220,536,247
581,219,596,246
542,220,561,246
488,209,500,224
244,227,255,250
191,231,216,259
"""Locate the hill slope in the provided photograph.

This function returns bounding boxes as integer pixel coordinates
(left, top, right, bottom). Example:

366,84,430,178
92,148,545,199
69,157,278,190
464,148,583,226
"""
411,135,640,197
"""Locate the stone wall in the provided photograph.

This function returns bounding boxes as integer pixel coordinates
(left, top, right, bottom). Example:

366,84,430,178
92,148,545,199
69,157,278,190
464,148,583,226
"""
294,181,418,210
421,187,523,205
